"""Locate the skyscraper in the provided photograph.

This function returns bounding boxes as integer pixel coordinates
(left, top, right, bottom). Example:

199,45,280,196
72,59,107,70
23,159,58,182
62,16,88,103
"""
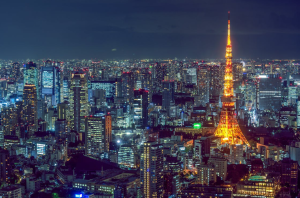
69,72,88,133
63,77,70,102
121,72,134,105
162,80,175,111
1,105,17,136
22,84,38,136
85,116,104,157
41,65,62,106
214,12,249,146
141,142,164,198
140,72,152,103
154,63,167,92
197,66,209,106
24,62,39,99
55,102,69,139
134,89,149,128
258,74,282,111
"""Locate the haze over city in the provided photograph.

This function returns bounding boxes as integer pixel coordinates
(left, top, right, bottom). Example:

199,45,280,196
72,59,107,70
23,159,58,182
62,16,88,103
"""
0,0,300,59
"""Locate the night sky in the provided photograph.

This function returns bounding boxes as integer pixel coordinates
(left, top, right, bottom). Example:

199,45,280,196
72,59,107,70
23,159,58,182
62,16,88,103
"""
0,0,299,60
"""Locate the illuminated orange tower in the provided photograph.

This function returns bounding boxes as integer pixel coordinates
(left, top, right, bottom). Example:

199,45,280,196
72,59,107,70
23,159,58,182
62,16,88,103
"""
214,12,250,146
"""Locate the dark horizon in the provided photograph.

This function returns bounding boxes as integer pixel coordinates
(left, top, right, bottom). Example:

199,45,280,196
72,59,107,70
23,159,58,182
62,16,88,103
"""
0,0,299,60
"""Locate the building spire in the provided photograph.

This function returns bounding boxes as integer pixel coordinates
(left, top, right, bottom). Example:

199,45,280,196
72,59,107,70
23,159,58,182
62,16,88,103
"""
227,11,231,46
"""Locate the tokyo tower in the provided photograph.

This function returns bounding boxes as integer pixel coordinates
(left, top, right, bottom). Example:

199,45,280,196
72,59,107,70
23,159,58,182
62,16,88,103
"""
214,12,250,147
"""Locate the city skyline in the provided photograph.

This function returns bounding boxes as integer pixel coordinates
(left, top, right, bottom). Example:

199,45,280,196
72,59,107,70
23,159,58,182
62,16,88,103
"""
0,0,299,59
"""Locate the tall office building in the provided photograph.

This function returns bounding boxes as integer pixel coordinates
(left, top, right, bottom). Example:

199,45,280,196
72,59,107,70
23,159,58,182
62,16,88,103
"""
115,78,122,98
85,116,104,157
69,72,89,133
63,77,70,101
133,89,149,128
15,101,23,138
23,84,38,136
154,63,167,92
1,106,17,136
104,114,112,152
140,72,152,102
24,62,39,99
197,66,209,106
209,65,222,98
258,74,282,111
121,72,134,105
41,66,62,106
0,149,11,184
140,142,164,198
55,102,69,139
162,80,175,111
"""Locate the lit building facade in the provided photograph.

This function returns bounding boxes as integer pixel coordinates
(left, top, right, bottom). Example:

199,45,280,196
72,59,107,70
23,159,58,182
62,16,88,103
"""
197,164,216,185
134,89,149,128
258,74,282,111
236,175,280,197
37,142,47,155
23,84,38,136
162,80,175,113
23,62,39,98
41,66,62,106
69,72,88,133
91,80,116,100
85,116,104,157
121,72,134,105
197,66,209,106
140,142,164,198
208,157,227,181
118,145,136,169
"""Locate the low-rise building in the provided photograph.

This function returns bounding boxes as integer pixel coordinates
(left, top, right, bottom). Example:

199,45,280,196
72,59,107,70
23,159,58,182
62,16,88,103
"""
0,185,22,198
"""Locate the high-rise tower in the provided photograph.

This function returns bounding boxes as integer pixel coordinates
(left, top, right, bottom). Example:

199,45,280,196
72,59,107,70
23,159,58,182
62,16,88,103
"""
69,72,88,134
214,12,249,146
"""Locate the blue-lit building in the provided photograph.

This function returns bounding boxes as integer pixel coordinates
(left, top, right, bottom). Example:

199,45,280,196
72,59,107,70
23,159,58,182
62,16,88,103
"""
41,66,62,106
91,80,116,102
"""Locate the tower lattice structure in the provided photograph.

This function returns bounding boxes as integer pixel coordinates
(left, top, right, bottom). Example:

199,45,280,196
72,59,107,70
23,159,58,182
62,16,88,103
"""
214,12,250,147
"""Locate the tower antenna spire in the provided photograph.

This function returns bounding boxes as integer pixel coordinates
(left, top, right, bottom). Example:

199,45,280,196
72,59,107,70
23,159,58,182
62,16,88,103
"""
227,11,231,46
